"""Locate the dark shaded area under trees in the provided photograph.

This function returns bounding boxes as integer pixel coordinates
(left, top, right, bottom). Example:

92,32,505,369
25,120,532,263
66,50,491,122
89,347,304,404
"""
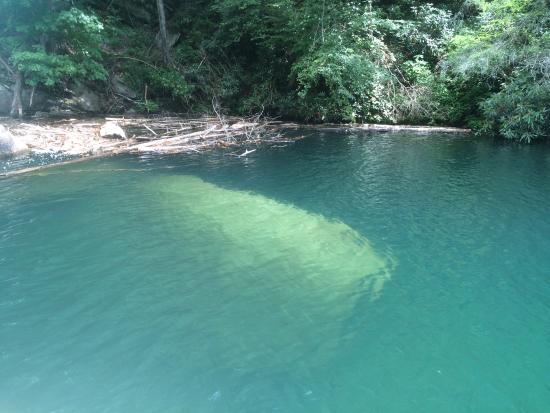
0,0,548,141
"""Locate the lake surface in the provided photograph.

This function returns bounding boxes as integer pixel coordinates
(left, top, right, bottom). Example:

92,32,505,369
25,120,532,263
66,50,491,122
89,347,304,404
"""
1,129,550,413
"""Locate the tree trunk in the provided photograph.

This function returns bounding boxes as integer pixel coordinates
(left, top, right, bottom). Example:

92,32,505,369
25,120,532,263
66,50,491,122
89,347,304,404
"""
10,71,23,118
0,55,13,77
156,0,170,65
29,85,36,109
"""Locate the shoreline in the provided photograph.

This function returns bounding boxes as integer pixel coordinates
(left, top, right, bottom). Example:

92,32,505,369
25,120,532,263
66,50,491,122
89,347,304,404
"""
1,116,470,177
0,115,286,177
1,114,276,155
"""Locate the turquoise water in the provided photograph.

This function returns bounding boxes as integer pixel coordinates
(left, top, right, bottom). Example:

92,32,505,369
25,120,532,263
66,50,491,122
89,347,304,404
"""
1,130,550,412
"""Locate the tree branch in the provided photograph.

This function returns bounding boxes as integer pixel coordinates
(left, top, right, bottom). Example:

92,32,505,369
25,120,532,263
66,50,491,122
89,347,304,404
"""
0,55,14,77
111,55,158,70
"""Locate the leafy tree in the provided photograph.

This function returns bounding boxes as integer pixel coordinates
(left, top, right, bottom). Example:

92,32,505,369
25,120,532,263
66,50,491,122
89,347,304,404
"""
0,0,546,141
445,0,550,141
0,0,106,116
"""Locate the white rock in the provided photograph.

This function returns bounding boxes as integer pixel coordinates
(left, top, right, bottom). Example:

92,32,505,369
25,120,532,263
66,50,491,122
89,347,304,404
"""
99,122,126,139
0,125,29,156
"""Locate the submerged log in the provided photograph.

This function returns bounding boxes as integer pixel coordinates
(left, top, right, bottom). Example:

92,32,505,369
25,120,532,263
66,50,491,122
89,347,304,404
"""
279,122,471,133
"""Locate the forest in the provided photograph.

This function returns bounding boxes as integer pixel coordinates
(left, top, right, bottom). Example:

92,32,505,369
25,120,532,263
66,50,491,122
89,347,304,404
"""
0,0,548,141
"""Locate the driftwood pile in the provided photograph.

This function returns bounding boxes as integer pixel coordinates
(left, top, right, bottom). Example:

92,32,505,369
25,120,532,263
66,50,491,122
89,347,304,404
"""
122,115,282,154
2,115,283,157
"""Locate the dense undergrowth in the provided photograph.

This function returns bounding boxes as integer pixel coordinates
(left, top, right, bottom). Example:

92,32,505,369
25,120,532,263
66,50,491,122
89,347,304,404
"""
0,0,548,141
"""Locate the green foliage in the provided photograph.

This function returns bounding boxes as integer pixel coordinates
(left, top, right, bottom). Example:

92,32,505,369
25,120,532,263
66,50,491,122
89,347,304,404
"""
11,48,106,87
278,1,456,124
134,99,160,113
481,74,550,142
381,3,454,63
0,0,546,141
0,1,106,89
148,68,190,101
395,55,452,123
292,45,379,122
445,0,550,140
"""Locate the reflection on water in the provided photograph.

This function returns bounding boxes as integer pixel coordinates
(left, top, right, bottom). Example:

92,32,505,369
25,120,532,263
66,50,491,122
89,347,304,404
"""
1,130,550,413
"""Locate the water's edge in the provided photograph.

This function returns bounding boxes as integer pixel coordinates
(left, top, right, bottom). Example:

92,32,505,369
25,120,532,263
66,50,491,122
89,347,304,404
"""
1,123,470,178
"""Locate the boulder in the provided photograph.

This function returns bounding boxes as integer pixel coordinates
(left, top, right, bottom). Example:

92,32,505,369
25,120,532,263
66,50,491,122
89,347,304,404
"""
58,83,103,113
111,75,137,99
1,82,104,115
99,122,126,139
74,87,102,113
0,125,28,156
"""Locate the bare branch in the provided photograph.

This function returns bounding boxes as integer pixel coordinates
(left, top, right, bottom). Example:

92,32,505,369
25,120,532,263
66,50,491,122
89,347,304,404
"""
0,55,14,77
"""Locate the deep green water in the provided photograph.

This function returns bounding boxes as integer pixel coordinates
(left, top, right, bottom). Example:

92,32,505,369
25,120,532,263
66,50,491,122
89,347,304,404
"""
1,130,550,413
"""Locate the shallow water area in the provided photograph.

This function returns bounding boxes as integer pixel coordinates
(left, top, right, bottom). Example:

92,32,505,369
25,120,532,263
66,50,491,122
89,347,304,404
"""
0,151,78,173
1,129,550,412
